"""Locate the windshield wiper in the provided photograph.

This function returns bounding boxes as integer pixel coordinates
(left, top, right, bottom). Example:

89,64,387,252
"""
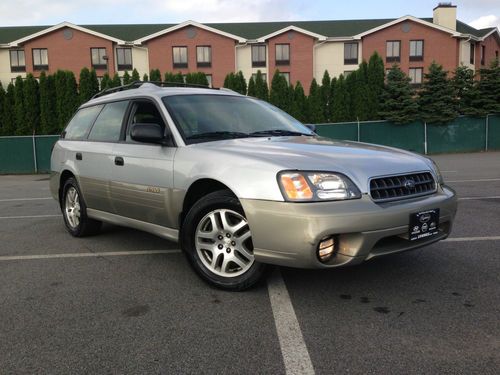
249,129,313,137
186,131,250,140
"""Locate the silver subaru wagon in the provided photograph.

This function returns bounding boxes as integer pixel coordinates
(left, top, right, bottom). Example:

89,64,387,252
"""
50,83,457,290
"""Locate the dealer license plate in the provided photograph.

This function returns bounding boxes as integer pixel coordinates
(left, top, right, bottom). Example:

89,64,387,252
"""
409,209,440,241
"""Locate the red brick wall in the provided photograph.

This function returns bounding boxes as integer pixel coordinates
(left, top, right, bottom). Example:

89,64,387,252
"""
362,20,460,75
476,34,500,69
23,27,115,78
268,31,315,93
146,26,236,88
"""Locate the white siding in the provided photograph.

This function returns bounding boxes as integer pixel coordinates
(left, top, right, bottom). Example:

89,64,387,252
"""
114,46,149,78
314,41,363,80
459,40,475,70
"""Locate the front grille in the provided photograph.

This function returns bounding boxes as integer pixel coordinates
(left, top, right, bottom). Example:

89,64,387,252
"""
370,172,436,202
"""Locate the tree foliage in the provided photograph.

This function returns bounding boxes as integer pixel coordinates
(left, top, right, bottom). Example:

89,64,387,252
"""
307,78,324,123
21,74,40,135
131,68,141,82
247,76,256,97
254,70,269,101
269,70,290,112
330,75,351,122
122,71,131,85
379,65,418,124
149,69,162,82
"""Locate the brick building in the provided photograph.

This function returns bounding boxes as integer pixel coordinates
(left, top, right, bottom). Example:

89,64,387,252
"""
0,3,498,92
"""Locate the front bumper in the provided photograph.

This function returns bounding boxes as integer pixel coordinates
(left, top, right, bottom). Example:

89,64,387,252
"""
240,185,457,268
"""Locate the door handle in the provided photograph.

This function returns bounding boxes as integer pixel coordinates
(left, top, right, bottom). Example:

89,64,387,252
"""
114,156,124,166
76,152,82,161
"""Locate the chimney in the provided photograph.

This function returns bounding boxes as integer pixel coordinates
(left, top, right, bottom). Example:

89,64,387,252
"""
433,3,457,30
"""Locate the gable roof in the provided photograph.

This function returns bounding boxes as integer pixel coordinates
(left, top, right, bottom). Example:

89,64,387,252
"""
0,18,494,46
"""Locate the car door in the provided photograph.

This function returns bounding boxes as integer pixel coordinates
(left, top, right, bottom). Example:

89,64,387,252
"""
110,99,177,228
81,100,130,213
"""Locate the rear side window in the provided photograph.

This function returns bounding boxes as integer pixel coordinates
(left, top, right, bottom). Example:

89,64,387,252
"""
64,105,103,140
88,101,129,142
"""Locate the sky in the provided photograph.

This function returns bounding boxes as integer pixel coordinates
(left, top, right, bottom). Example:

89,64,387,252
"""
0,0,498,30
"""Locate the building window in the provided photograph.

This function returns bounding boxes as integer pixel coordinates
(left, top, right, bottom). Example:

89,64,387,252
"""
386,41,400,62
481,45,485,65
409,68,423,85
32,48,48,71
344,43,358,65
205,74,212,87
91,48,107,69
252,45,266,67
10,50,26,72
116,48,132,70
470,43,475,65
251,73,267,83
173,46,188,68
196,46,211,68
410,40,424,61
280,72,290,85
275,44,290,65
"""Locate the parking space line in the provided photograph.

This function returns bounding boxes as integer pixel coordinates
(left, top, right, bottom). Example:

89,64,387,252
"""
0,197,52,202
267,268,315,375
0,214,61,219
0,249,182,261
458,196,500,200
444,236,500,242
447,178,500,183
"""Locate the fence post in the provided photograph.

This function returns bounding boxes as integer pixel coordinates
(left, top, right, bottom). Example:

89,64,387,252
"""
424,122,428,155
32,132,38,174
485,115,489,152
357,117,360,142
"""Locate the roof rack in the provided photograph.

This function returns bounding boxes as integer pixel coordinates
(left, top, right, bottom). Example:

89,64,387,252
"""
91,80,215,99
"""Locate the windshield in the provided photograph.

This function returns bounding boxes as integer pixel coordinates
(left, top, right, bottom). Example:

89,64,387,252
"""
162,94,313,144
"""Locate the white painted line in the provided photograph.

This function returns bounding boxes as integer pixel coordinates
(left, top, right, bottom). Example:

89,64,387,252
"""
267,268,314,375
0,214,61,219
444,236,500,242
448,178,500,183
458,196,500,201
0,197,52,202
0,249,182,261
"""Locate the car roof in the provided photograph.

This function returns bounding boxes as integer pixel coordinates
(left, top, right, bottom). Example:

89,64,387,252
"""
81,83,242,108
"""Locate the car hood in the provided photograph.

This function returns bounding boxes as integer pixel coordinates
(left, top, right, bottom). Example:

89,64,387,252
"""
190,136,433,192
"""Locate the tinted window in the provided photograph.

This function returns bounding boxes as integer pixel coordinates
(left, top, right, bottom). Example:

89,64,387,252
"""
64,105,103,140
126,101,166,142
88,101,129,142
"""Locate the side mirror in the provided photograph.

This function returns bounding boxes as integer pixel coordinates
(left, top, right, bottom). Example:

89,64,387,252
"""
130,123,166,144
304,124,316,132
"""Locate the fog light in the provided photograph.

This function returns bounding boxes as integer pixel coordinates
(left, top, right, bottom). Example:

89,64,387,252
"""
318,237,336,262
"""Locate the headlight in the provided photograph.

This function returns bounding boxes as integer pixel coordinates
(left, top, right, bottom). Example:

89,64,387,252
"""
428,159,444,185
278,171,361,202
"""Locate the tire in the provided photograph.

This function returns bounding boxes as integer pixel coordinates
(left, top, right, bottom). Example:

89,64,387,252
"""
181,190,266,291
61,177,102,237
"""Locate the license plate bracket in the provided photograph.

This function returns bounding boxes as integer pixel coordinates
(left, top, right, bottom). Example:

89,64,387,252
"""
409,209,440,241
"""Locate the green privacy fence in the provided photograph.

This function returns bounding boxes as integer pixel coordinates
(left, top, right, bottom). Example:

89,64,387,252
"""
316,114,500,154
0,115,499,174
0,135,59,174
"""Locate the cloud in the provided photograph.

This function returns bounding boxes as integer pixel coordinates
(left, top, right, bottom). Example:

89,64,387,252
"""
469,14,500,29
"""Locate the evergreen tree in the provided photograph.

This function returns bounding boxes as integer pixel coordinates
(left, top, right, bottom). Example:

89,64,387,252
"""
269,70,289,112
122,71,131,85
452,65,476,115
149,69,162,82
100,73,111,90
13,76,25,135
111,73,122,87
367,51,385,119
89,69,99,95
39,72,57,134
142,73,149,82
418,61,458,124
331,75,351,122
307,78,324,123
173,72,184,83
379,65,418,124
254,71,269,101
351,62,371,121
236,71,247,95
0,83,5,135
476,59,500,114
131,68,140,82
247,76,256,97
223,72,237,91
78,67,93,104
185,72,208,85
21,73,39,135
344,72,357,121
320,70,331,121
2,83,16,136
54,70,67,130
327,77,337,120
164,72,175,83
291,81,307,122
63,71,78,130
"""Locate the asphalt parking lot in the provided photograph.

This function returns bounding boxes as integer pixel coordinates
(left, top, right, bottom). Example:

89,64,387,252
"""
1,152,499,374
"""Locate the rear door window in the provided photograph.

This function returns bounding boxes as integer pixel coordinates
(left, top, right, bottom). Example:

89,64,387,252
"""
88,101,130,142
63,105,103,140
